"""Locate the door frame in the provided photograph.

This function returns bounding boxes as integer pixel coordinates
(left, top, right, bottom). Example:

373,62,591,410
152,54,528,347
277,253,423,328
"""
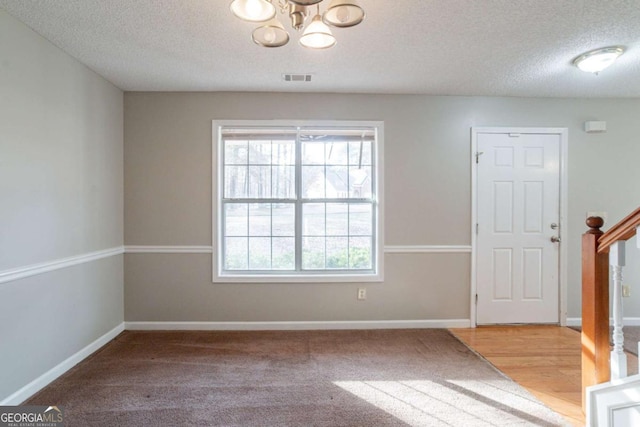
470,127,569,327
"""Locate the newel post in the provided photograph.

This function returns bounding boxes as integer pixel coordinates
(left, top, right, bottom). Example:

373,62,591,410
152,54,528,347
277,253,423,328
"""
581,216,610,410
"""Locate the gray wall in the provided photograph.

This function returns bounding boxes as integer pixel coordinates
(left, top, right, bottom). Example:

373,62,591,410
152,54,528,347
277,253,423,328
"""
124,92,640,322
0,10,124,401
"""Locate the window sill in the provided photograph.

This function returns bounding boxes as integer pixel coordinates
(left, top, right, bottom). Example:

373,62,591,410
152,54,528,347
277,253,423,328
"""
213,273,383,283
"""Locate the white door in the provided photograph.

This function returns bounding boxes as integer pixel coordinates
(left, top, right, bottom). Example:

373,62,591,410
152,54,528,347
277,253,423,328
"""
476,131,561,324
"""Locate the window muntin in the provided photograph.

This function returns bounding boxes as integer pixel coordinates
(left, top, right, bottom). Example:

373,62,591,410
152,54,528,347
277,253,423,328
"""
216,122,381,280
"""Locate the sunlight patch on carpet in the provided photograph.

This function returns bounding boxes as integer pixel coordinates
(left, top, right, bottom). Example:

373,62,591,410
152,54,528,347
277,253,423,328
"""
334,380,561,427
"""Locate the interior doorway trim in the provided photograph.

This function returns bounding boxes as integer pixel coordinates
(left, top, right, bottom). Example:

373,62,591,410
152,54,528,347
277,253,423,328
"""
470,127,569,328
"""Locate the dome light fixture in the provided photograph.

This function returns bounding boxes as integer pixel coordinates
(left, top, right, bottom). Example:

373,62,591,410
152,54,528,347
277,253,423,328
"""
573,46,625,74
230,0,365,49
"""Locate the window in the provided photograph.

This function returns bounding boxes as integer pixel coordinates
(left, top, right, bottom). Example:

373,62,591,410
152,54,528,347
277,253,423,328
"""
213,120,383,282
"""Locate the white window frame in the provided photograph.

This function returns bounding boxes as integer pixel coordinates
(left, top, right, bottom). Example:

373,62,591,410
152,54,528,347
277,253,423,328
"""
212,120,384,283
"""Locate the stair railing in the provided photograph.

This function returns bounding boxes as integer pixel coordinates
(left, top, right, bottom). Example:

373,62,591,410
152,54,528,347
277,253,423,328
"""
581,206,640,409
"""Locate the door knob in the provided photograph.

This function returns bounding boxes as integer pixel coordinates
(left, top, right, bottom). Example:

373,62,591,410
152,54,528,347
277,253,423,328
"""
551,236,561,243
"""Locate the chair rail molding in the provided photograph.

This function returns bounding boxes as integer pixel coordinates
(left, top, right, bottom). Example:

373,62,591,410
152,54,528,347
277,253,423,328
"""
0,246,125,285
125,245,214,254
124,245,472,254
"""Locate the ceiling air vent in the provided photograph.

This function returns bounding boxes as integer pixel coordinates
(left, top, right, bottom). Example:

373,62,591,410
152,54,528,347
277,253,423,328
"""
283,74,312,82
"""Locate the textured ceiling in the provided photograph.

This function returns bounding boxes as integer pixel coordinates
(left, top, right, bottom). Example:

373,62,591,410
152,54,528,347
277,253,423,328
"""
1,0,640,97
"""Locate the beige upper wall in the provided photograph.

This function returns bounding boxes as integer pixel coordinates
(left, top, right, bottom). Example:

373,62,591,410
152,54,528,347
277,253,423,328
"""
124,92,640,320
124,93,477,246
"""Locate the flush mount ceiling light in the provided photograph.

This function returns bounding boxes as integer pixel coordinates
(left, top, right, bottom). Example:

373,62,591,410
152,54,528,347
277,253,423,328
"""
230,0,365,49
573,46,625,74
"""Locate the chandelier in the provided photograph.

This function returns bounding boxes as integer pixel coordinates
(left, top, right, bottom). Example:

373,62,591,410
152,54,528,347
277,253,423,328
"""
230,0,365,49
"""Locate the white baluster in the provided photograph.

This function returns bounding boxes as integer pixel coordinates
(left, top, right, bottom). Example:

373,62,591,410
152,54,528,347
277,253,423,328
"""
610,241,627,380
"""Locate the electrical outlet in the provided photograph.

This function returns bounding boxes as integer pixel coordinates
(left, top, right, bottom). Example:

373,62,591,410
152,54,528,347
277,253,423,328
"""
623,285,631,298
357,288,366,300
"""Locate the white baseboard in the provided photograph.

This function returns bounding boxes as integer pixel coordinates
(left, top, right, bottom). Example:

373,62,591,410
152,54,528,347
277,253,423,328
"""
0,322,125,405
566,317,640,327
624,317,640,326
566,317,582,327
124,319,471,331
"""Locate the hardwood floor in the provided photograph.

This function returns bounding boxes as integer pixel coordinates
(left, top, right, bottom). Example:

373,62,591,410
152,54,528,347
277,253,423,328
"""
450,325,640,427
451,326,584,426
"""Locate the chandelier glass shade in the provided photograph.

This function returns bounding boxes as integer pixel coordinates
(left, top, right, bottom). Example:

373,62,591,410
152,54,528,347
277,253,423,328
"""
299,14,336,49
230,0,276,22
323,0,365,27
230,0,364,49
288,0,322,4
252,18,290,47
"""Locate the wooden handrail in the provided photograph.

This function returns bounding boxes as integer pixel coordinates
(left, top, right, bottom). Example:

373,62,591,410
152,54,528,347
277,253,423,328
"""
581,206,640,411
597,206,640,253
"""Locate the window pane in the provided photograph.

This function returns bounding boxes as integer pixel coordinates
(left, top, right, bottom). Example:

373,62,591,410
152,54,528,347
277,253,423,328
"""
272,166,295,199
349,141,372,166
302,203,325,236
326,203,348,236
302,237,325,269
272,141,295,165
272,204,295,237
225,237,247,270
326,236,349,269
248,203,271,236
350,165,372,198
302,141,325,165
249,237,271,269
325,166,349,198
349,237,372,269
247,165,271,198
224,166,248,198
326,142,348,165
302,166,325,198
349,204,372,236
272,237,295,270
219,124,378,276
248,140,271,165
225,140,248,165
225,203,248,236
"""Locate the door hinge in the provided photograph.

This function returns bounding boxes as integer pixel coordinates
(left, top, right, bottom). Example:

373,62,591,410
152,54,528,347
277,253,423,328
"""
475,151,484,164
476,223,479,234
475,294,478,304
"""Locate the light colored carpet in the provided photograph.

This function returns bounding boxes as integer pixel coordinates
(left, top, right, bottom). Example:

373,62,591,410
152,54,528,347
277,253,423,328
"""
26,329,569,426
624,326,640,355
